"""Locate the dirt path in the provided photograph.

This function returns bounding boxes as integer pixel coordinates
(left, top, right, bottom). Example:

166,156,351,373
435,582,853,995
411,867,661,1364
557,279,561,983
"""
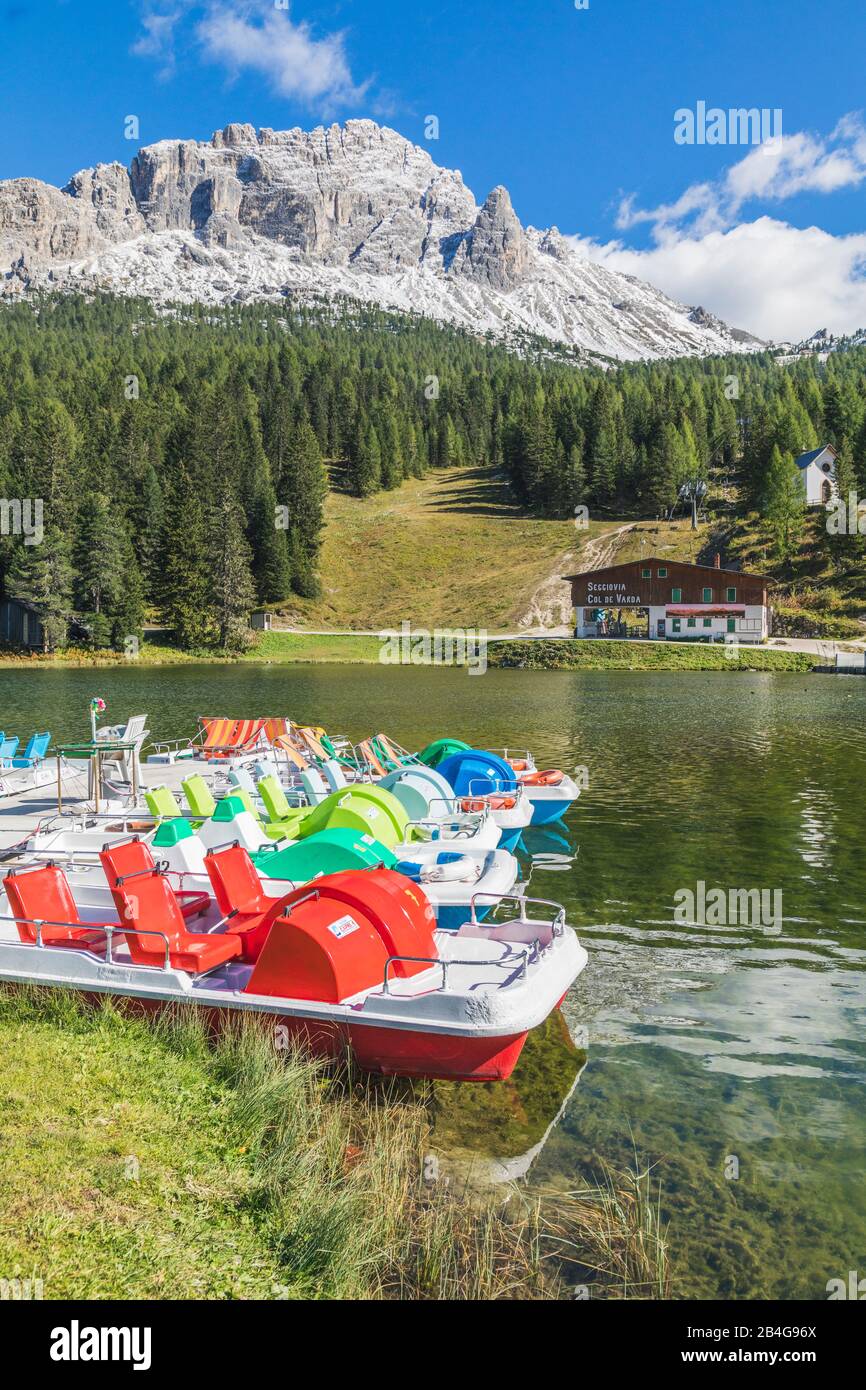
518,522,637,631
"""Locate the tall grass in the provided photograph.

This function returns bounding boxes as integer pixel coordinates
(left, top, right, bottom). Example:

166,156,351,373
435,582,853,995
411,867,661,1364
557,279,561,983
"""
1,987,671,1300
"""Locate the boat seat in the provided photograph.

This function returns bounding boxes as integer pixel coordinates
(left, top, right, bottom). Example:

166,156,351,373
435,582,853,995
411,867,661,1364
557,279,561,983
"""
520,770,564,787
204,844,294,962
320,759,349,792
145,785,185,820
98,836,210,919
300,767,330,805
4,865,111,952
99,849,240,974
182,773,218,819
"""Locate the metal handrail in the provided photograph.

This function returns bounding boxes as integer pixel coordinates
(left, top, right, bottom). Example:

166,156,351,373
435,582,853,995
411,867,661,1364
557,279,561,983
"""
381,952,529,995
466,774,520,798
487,748,536,769
405,817,483,841
467,891,567,937
424,796,489,822
0,912,172,969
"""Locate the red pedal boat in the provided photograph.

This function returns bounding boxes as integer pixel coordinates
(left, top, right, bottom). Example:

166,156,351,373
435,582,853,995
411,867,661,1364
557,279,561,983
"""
0,845,586,1082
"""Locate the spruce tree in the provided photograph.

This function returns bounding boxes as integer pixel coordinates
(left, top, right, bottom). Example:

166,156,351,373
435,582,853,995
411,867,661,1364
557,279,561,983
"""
210,495,257,652
6,526,73,652
763,445,805,562
158,465,216,651
351,421,382,498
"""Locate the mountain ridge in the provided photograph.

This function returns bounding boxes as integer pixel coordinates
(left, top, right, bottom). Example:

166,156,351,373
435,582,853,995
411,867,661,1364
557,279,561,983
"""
0,118,763,362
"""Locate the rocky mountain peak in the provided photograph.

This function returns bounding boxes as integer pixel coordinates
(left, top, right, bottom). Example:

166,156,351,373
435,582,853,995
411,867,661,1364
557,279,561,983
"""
0,119,758,361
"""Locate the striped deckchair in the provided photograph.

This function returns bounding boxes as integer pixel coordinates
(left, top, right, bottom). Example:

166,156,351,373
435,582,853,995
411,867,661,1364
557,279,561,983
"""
199,718,267,760
356,738,388,777
296,726,330,762
260,717,312,771
373,734,418,770
199,718,238,756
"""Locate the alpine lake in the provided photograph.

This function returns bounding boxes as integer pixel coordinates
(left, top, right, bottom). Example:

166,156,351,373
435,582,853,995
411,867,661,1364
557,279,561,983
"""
2,661,864,1300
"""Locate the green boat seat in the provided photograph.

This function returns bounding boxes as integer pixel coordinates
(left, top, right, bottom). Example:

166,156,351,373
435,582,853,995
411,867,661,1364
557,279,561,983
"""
182,773,217,819
257,775,313,839
152,818,196,848
145,785,184,820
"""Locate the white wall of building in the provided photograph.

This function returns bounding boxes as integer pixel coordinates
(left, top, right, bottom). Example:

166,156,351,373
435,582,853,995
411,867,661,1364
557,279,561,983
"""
576,605,769,642
801,447,836,506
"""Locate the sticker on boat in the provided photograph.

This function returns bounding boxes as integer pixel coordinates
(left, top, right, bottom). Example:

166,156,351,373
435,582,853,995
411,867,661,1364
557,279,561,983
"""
328,914,361,939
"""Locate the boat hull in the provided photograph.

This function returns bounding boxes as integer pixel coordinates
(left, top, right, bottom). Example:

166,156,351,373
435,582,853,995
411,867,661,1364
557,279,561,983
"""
6,979,531,1082
523,777,581,825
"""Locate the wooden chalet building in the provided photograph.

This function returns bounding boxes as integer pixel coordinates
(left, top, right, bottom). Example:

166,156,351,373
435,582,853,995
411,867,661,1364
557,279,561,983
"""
564,555,771,644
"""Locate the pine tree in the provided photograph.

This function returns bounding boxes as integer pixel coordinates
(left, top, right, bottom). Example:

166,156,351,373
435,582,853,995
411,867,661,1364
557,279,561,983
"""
350,420,382,497
763,445,805,562
827,437,864,568
210,496,257,652
73,493,127,617
6,526,73,652
158,465,216,651
282,415,327,598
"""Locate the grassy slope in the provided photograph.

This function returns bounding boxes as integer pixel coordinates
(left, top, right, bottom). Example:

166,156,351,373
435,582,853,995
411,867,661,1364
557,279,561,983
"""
1,465,859,668
275,466,579,630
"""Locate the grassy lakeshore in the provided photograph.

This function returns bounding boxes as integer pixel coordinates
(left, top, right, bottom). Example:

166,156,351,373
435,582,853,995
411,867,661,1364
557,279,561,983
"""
0,631,817,672
0,632,384,668
489,640,815,673
0,988,670,1301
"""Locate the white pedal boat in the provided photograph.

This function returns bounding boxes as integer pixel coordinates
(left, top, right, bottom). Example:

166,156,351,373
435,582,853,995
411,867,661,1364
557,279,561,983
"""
0,852,587,1082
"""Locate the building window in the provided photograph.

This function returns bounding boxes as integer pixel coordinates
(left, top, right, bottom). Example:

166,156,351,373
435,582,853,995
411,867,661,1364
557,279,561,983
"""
642,567,651,579
658,567,667,578
702,587,712,603
687,618,696,628
726,587,736,603
727,617,737,633
672,618,681,634
703,617,712,628
671,587,682,602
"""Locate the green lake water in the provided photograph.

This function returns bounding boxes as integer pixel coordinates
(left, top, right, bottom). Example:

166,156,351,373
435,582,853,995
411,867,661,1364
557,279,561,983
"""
1,662,864,1299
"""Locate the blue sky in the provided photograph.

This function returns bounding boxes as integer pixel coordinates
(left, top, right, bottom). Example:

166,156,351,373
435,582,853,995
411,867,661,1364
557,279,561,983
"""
2,0,865,338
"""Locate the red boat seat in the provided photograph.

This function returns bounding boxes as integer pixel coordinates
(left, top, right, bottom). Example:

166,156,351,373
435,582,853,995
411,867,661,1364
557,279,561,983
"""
460,794,517,812
99,848,240,974
521,769,564,787
4,865,111,951
98,836,210,920
204,844,295,962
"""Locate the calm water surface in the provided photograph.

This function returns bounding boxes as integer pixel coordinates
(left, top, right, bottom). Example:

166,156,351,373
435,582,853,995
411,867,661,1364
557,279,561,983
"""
1,663,864,1298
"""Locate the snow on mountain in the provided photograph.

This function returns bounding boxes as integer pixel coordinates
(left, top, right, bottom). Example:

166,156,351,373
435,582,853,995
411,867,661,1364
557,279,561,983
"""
0,119,762,362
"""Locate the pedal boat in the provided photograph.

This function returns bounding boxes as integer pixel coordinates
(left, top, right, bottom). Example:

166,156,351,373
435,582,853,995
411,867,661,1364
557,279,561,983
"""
7,802,520,933
436,749,580,827
0,854,586,1082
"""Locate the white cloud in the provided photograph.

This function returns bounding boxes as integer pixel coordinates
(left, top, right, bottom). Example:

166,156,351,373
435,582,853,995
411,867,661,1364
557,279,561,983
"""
131,7,185,81
133,2,370,111
580,116,866,341
572,219,866,343
618,115,866,241
197,2,369,109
